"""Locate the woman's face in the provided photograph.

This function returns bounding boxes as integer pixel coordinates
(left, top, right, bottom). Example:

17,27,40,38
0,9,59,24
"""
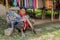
20,9,26,14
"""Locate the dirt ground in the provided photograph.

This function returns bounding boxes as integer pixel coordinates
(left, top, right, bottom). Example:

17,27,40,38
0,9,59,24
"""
0,18,60,40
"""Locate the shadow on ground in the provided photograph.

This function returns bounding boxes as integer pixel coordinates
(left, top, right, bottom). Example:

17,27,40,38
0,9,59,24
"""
34,21,60,36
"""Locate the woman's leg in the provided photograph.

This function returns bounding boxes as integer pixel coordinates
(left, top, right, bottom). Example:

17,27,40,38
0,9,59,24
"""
27,19,36,34
20,28,25,38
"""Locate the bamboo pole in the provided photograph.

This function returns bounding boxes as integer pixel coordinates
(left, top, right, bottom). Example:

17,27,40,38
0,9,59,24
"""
42,0,45,20
42,9,45,20
59,10,60,21
51,0,54,22
3,0,4,5
6,0,8,9
59,0,60,21
51,8,54,22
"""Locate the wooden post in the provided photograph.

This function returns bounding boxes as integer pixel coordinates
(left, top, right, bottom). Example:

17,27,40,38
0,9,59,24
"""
3,0,4,5
6,0,8,9
51,7,54,22
42,0,45,20
59,10,60,21
51,0,54,22
33,8,35,12
59,0,60,21
42,9,45,20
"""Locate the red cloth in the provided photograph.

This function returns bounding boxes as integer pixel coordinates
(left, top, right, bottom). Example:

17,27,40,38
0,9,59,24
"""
19,11,28,29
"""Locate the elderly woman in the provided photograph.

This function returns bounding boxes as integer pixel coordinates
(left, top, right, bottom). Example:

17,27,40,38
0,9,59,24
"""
6,8,36,38
19,8,36,34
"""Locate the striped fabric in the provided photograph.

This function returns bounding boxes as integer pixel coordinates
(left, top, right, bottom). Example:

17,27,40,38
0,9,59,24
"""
13,0,44,8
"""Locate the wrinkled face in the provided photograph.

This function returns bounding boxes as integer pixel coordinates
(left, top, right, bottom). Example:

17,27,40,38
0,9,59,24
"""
20,9,26,14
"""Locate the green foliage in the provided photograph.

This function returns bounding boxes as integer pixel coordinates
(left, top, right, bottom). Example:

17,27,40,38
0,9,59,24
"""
45,10,58,15
27,9,33,13
54,11,58,14
35,9,42,16
45,10,52,15
27,9,42,16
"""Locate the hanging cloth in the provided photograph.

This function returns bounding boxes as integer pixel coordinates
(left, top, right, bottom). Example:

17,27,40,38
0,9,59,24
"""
24,0,28,8
23,0,25,7
28,0,33,8
24,0,26,8
20,0,23,7
20,0,22,7
22,0,25,7
17,0,20,7
38,0,43,8
26,0,29,8
45,0,52,9
14,0,17,7
20,0,24,7
22,0,23,7
36,0,38,8
33,0,36,8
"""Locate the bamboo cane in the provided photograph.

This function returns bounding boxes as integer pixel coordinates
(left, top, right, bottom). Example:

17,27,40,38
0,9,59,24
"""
6,0,9,9
51,0,54,22
26,18,34,30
